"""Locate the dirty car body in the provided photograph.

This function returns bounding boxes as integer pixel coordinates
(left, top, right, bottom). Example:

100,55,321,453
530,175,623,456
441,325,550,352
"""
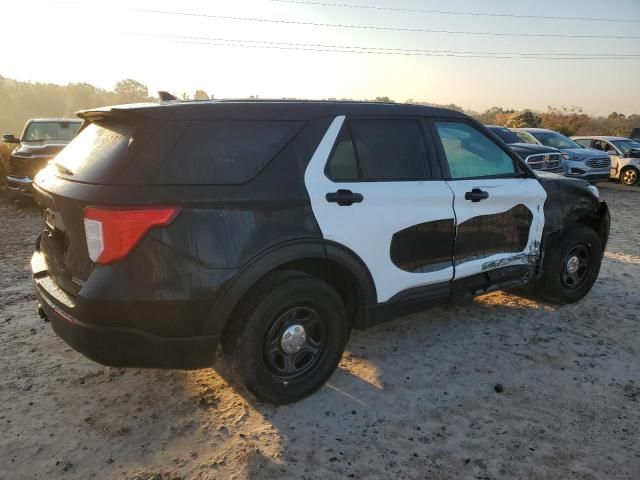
30,100,610,403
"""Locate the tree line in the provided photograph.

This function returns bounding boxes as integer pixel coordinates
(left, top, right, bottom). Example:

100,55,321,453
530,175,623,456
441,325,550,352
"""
1,76,639,185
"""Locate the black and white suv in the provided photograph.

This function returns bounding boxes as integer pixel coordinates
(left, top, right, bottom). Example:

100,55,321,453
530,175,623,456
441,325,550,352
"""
32,101,610,404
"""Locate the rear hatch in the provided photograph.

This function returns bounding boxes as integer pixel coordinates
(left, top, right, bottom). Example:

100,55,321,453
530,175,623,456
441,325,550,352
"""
33,117,143,296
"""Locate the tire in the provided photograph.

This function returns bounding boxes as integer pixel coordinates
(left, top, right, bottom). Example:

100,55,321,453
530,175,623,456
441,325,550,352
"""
534,225,603,304
221,270,349,404
620,166,638,186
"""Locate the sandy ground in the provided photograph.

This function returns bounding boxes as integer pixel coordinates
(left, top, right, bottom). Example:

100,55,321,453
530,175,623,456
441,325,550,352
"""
0,183,639,480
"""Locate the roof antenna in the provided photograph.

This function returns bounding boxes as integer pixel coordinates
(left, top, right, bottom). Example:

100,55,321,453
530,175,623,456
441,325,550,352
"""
158,91,177,101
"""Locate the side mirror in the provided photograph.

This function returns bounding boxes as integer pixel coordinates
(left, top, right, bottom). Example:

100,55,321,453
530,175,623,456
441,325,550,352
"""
607,150,618,156
2,134,19,144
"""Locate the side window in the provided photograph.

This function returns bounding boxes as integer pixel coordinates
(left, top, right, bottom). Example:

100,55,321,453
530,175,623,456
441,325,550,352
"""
575,139,592,148
434,121,516,179
153,120,303,185
326,126,359,181
326,118,429,181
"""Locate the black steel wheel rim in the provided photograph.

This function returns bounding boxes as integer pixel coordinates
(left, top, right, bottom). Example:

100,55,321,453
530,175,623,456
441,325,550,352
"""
561,244,590,289
263,306,328,381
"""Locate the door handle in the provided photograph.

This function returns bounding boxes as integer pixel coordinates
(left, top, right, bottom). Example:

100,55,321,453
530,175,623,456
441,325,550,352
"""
326,189,364,206
464,188,489,202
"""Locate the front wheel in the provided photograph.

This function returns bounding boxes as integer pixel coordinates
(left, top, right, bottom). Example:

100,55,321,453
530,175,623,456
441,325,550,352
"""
534,225,603,304
620,166,638,186
221,270,349,404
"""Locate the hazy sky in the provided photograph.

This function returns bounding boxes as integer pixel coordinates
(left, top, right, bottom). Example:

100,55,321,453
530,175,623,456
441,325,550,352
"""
2,0,639,115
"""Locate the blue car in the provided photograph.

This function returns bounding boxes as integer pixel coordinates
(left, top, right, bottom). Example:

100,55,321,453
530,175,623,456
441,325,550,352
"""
512,128,610,183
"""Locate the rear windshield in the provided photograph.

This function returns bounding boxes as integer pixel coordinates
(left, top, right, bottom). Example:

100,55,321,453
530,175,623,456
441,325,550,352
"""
53,121,133,183
152,120,304,185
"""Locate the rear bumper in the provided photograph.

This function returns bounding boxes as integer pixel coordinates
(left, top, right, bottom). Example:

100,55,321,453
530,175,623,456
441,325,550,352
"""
32,248,221,370
36,287,219,369
6,175,34,200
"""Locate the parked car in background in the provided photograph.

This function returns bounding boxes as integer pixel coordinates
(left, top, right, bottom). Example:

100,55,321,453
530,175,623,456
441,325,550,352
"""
486,125,563,173
629,128,640,141
3,118,82,202
512,128,610,183
31,100,609,404
572,136,640,186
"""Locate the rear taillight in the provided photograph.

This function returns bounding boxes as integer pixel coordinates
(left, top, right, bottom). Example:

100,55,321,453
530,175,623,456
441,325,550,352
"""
83,206,181,264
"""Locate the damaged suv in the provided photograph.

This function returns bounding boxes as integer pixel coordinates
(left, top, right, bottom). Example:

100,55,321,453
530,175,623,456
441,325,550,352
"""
32,101,609,404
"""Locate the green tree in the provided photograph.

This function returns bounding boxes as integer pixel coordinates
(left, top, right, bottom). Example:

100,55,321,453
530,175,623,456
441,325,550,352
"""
114,79,150,104
194,90,209,100
505,110,542,128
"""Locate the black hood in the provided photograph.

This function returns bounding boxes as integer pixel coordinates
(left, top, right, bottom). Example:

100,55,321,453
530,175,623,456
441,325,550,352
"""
14,141,68,157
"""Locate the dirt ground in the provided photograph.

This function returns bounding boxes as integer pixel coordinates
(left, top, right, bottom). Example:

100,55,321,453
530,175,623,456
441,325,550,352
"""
1,183,639,480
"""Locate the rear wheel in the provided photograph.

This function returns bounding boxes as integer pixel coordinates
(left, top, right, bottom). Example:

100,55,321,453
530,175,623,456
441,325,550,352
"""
222,270,349,404
534,225,602,304
620,166,638,186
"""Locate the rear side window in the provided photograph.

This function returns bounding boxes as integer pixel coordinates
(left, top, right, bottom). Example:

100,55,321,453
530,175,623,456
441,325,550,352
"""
153,120,303,185
435,121,516,179
53,121,132,183
326,118,429,181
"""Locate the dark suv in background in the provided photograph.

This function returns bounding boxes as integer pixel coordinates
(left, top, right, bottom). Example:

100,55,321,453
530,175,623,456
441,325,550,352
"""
486,125,563,173
32,100,609,404
3,118,82,202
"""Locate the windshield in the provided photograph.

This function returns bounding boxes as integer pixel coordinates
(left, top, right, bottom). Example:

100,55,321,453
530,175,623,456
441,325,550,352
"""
23,121,81,142
488,127,522,144
530,131,581,149
613,139,640,154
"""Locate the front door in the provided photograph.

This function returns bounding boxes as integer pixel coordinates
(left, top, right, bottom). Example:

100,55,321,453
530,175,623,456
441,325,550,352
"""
305,116,456,303
593,139,621,178
431,120,547,280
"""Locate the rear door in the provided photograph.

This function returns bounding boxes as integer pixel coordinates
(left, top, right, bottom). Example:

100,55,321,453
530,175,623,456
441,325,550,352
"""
431,120,547,280
305,116,455,303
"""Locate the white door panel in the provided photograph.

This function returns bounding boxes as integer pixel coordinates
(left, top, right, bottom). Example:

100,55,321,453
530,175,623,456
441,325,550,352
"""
304,116,456,302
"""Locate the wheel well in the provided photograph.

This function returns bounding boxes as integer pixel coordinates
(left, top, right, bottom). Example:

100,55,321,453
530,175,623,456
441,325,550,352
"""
273,259,364,327
221,257,365,341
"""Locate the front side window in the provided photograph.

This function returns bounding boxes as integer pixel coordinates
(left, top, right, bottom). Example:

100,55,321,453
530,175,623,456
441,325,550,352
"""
592,140,613,152
435,121,516,179
326,118,429,181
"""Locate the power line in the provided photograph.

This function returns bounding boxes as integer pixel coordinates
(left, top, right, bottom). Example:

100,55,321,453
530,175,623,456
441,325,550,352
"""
270,0,640,24
139,33,640,59
142,33,640,60
138,8,640,39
